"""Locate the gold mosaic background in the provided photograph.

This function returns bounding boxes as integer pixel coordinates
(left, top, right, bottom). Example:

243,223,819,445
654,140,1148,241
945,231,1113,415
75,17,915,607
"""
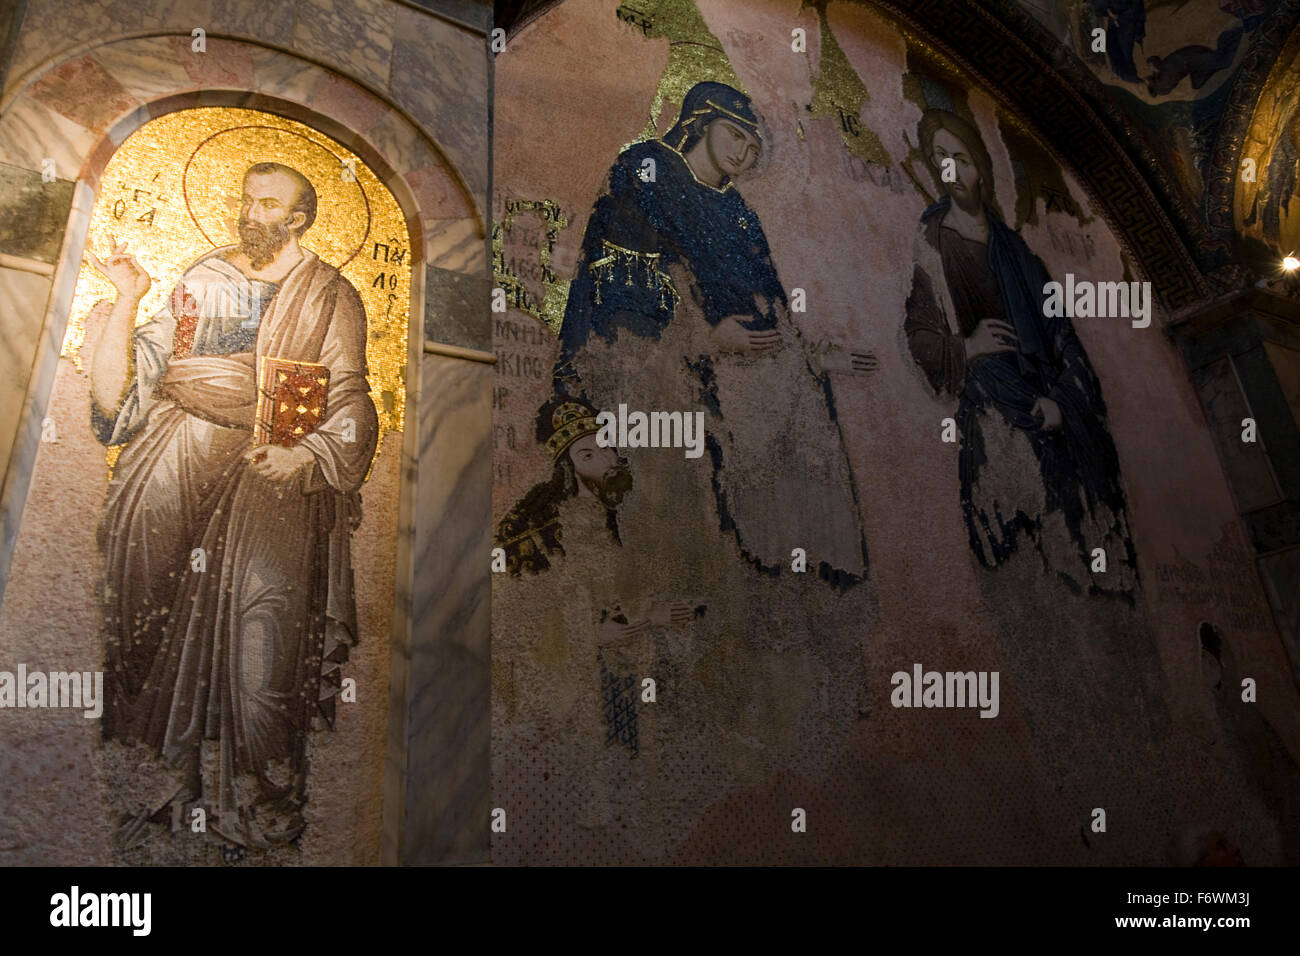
1236,48,1300,259
805,0,890,167
493,198,570,334
620,0,744,142
64,107,410,454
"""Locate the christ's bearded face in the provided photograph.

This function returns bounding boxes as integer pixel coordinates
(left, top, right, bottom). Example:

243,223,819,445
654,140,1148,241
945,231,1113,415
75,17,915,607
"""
568,435,632,508
930,127,982,214
238,171,304,269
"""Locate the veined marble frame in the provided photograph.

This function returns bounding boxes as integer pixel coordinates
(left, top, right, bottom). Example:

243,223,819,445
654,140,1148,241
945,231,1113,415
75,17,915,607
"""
0,34,491,865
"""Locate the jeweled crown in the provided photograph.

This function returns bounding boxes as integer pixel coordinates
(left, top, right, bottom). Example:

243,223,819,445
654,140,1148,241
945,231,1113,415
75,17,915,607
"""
544,401,600,461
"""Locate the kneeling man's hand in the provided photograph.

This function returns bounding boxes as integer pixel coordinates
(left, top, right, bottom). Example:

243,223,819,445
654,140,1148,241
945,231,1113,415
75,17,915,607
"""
246,444,315,481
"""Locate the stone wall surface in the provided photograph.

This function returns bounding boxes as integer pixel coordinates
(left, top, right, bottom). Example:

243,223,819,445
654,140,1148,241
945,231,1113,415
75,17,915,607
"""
489,0,1300,865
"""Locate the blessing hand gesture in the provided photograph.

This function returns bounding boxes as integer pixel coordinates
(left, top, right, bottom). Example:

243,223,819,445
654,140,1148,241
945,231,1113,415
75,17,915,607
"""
87,236,151,302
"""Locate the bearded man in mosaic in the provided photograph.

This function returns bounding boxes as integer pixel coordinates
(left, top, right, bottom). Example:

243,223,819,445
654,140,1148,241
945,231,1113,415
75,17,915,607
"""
85,161,378,850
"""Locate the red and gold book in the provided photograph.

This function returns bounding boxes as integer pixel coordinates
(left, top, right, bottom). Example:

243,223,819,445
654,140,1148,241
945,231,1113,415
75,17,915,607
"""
255,356,329,447
170,283,199,359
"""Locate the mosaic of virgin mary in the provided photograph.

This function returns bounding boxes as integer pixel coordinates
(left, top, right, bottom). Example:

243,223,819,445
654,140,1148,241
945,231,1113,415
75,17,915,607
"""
903,108,1137,596
554,81,869,589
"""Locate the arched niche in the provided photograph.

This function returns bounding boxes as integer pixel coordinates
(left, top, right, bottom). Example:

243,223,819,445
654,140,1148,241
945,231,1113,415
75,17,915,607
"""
0,36,491,866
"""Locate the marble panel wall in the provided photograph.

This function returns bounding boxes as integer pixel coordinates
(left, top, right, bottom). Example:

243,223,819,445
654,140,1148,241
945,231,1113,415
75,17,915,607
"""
392,352,493,864
0,0,493,865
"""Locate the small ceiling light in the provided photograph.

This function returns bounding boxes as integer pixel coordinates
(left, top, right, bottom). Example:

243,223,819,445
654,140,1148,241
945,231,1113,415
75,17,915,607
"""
1283,255,1300,271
